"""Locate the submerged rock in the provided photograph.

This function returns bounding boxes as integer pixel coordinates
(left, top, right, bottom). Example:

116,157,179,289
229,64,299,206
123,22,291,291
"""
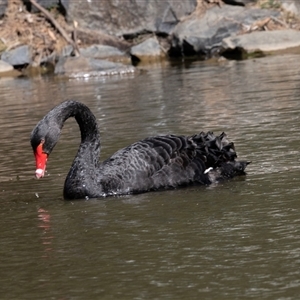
54,56,136,78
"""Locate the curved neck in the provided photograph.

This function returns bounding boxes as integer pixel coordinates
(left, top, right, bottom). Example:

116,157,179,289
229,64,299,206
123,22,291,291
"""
55,100,101,169
57,100,100,146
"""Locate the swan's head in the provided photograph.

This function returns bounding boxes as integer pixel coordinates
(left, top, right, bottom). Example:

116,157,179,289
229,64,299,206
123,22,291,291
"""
30,117,61,179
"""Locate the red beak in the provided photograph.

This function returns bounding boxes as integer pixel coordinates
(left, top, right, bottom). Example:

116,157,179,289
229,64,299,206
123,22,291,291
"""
34,142,48,179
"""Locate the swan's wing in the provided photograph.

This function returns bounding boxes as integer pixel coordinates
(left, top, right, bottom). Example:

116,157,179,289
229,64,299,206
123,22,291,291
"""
100,132,237,194
100,135,196,193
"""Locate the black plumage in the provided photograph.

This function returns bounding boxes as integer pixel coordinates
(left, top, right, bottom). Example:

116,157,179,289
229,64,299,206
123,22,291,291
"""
30,100,250,200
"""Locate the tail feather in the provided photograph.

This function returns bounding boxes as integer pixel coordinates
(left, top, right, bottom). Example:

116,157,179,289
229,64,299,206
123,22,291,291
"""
191,132,238,169
190,132,250,183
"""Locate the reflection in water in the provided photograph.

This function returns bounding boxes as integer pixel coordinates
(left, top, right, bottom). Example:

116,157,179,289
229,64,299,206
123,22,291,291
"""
38,208,54,258
1,55,300,299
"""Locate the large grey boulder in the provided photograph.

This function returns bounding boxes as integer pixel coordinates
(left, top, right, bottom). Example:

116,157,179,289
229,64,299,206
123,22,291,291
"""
170,4,280,57
64,0,197,36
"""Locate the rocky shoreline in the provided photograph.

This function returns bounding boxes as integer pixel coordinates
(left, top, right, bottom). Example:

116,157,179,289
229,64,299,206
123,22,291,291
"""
0,0,300,77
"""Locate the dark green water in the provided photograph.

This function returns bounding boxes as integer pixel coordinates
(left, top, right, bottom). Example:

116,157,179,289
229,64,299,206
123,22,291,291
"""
1,55,300,299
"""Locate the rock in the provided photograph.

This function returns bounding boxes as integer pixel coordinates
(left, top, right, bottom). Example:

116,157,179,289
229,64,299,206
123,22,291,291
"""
35,0,58,9
54,56,136,78
43,44,130,65
75,28,131,51
222,29,300,56
1,45,32,66
65,0,197,36
0,60,21,77
130,37,164,62
170,4,280,57
0,0,7,18
80,45,131,64
80,45,126,59
23,0,56,12
0,60,13,72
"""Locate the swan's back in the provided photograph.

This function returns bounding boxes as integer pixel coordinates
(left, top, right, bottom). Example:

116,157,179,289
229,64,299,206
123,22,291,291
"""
97,132,246,196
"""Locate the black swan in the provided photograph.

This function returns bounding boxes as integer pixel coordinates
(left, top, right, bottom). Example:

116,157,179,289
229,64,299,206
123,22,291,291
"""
30,100,250,199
